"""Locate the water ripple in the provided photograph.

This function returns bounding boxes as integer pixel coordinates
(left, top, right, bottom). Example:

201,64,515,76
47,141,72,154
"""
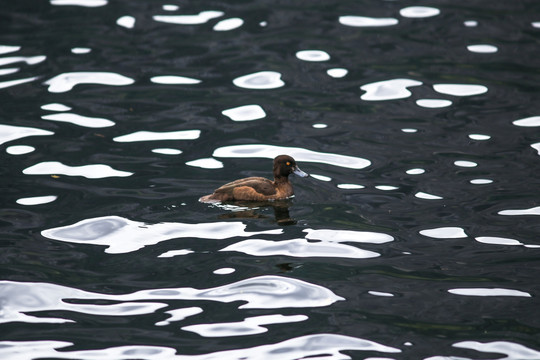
41,113,115,128
222,105,266,121
221,238,380,259
113,130,200,142
44,72,135,93
182,314,308,337
0,334,401,359
419,227,467,239
295,50,330,62
50,0,108,6
212,144,371,169
0,280,167,324
361,78,422,101
153,11,224,25
213,18,244,32
448,288,531,297
399,6,440,18
339,16,398,27
23,162,133,179
0,124,53,146
232,71,285,90
433,83,488,97
41,215,282,253
453,340,540,358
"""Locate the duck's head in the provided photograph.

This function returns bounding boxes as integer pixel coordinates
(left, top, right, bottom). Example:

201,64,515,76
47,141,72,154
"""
273,155,308,179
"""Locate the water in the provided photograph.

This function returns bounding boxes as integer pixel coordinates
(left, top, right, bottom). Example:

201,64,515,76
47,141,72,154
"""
2,0,540,359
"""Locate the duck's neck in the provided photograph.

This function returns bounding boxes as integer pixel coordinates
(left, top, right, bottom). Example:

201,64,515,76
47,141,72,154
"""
274,175,289,184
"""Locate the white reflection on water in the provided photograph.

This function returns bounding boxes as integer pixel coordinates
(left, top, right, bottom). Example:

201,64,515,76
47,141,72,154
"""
233,71,285,90
312,123,328,128
0,281,167,324
0,45,21,55
295,50,330,62
361,78,422,101
0,124,53,145
531,142,540,155
475,236,523,246
376,185,399,191
0,55,46,67
419,227,467,239
470,179,493,185
464,20,478,27
406,168,425,175
121,275,342,309
222,228,392,259
16,195,57,206
151,75,201,84
310,173,331,181
414,192,443,200
498,206,540,216
454,160,477,168
326,68,348,78
401,128,417,133
448,288,531,297
186,157,224,169
117,15,135,29
221,238,381,259
0,276,341,323
44,72,135,93
454,341,540,359
114,130,200,142
152,148,182,155
468,134,491,140
71,47,91,54
212,144,371,169
399,6,440,18
368,291,394,297
6,145,35,155
416,99,452,108
0,68,19,76
512,116,540,127
0,333,400,359
162,4,179,11
304,228,394,244
222,104,266,121
433,83,488,96
41,215,282,253
339,16,398,27
41,103,72,111
23,162,133,179
158,249,194,258
467,44,498,53
50,0,108,7
155,307,203,326
182,314,308,337
153,11,224,25
213,18,244,31
0,76,39,89
42,113,115,128
213,267,235,275
337,183,365,189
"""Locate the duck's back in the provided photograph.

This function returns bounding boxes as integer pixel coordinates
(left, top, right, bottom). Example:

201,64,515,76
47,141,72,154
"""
200,177,279,202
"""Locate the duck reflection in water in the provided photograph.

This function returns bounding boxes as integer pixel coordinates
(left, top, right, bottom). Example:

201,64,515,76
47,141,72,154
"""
199,155,308,225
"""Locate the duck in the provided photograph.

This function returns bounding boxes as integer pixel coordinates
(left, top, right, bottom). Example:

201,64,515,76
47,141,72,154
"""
199,155,308,203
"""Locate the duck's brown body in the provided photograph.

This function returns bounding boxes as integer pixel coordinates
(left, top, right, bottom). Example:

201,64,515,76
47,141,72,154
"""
199,155,307,203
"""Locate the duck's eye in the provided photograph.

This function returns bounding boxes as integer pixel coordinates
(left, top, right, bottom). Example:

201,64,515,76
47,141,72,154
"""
286,162,291,166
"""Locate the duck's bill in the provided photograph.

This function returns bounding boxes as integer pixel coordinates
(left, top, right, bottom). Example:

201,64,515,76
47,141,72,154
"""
293,166,309,178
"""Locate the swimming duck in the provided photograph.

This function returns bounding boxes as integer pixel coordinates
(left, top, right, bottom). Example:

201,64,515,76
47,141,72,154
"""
199,155,308,203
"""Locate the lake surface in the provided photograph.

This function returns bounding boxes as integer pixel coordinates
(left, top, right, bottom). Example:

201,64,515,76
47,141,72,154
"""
2,1,540,359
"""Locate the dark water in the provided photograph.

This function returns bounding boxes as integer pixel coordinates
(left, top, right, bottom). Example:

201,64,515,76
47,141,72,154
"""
2,1,540,359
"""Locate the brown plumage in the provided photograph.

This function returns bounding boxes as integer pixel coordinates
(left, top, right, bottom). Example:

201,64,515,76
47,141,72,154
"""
199,155,308,203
